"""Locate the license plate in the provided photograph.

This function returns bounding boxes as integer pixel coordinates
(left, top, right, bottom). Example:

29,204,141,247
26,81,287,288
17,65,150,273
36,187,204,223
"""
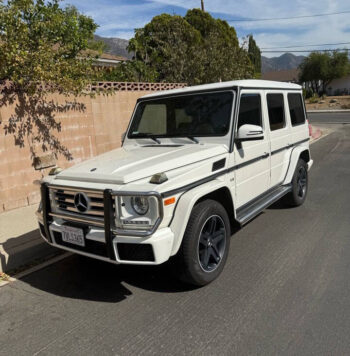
61,226,85,247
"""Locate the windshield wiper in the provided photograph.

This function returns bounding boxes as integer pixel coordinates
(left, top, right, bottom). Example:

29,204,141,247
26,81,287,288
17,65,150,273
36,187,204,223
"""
186,136,199,144
132,133,161,144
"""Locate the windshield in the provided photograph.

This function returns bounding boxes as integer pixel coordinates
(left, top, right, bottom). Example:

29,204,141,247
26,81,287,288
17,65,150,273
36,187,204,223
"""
128,91,234,139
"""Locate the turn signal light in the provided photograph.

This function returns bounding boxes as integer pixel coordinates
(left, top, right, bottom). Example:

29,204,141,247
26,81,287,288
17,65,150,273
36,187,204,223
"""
164,197,176,206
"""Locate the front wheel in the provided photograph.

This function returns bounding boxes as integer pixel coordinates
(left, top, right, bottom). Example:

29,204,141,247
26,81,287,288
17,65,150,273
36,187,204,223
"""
174,199,231,286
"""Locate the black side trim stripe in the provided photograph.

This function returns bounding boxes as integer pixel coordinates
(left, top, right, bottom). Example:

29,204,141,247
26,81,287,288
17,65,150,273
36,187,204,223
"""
162,170,225,198
271,138,310,156
161,137,310,198
231,152,269,171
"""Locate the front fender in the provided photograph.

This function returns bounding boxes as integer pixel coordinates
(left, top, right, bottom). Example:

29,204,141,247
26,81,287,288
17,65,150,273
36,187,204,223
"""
169,178,230,256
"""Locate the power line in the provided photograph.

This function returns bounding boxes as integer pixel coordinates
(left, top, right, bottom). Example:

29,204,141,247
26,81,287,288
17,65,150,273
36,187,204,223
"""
261,42,350,50
261,48,350,53
226,10,350,22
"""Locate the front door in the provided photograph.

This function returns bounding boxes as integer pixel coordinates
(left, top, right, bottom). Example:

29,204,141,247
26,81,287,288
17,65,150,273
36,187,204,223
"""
233,91,270,207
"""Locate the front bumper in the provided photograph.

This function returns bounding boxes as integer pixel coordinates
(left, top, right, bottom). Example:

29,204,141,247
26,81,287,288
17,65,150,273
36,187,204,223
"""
37,183,174,265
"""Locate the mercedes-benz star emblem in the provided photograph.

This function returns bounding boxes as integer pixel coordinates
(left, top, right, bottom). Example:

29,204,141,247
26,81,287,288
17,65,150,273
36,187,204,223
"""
74,192,90,213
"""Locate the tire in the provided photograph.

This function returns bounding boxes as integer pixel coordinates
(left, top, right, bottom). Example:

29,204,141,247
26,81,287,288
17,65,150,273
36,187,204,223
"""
283,159,308,207
174,199,231,286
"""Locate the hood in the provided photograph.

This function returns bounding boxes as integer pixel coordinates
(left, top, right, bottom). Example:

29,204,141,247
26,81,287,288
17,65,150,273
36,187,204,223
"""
56,143,228,184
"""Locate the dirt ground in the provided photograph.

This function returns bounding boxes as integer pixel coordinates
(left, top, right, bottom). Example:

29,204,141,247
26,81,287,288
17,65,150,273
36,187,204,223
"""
305,95,350,110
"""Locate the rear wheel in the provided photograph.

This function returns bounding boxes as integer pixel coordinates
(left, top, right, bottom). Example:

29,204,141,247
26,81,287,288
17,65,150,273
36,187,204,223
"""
174,199,230,286
284,159,308,207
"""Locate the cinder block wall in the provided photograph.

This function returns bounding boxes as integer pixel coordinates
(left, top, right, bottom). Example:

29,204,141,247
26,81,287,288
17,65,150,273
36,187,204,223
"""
0,90,152,212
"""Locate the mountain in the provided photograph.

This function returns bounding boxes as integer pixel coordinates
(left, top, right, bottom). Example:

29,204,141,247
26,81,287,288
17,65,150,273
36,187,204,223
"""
94,35,133,59
94,36,305,74
261,53,305,73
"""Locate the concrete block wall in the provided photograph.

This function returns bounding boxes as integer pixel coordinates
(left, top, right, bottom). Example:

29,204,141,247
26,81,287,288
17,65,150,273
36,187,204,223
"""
0,90,152,212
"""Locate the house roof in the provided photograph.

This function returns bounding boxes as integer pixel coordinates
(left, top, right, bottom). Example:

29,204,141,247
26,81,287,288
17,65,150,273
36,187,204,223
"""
83,49,128,63
142,79,302,99
262,69,300,83
98,52,128,61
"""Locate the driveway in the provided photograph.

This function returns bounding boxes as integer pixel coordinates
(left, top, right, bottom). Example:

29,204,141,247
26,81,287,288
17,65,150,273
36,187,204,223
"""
1,122,350,355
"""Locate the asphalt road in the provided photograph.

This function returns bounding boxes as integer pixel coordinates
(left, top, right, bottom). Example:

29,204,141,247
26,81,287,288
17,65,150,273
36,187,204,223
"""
1,124,350,355
308,111,350,124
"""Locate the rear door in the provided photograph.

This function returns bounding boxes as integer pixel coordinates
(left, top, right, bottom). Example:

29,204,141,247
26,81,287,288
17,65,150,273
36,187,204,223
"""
287,92,309,144
266,91,291,187
233,91,270,208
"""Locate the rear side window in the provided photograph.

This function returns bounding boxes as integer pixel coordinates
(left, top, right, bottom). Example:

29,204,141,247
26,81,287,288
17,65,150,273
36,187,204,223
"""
237,94,262,129
288,93,305,126
267,94,285,131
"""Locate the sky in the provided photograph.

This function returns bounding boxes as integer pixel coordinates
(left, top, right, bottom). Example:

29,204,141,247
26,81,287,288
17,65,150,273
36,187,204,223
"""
62,0,350,58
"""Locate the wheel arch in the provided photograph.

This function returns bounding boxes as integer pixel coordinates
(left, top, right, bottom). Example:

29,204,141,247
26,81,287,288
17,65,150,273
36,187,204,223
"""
300,149,310,163
283,146,311,185
196,187,236,233
169,180,236,256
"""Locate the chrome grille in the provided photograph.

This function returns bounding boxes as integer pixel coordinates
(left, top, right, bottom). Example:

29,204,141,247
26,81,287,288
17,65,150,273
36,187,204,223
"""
50,186,104,222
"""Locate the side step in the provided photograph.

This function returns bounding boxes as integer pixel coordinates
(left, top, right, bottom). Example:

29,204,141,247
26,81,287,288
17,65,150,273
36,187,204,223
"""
236,185,292,226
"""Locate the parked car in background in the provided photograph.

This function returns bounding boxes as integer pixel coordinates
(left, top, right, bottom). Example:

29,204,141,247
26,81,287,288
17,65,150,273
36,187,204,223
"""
36,80,312,286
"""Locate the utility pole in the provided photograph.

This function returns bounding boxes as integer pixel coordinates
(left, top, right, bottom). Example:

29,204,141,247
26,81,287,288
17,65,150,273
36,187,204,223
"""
201,0,205,11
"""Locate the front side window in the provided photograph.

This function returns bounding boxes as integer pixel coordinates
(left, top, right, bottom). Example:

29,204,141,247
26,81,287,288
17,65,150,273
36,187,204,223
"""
288,93,305,126
267,94,285,131
128,91,233,138
237,94,262,129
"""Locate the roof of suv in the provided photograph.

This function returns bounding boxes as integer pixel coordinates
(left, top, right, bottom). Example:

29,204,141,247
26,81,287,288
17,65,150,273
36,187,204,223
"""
142,79,302,99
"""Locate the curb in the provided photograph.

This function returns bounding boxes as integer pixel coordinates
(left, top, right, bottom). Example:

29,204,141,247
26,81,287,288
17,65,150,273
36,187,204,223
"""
0,252,71,288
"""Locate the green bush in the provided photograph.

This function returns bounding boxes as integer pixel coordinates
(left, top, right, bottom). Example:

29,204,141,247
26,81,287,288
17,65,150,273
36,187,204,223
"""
308,95,319,104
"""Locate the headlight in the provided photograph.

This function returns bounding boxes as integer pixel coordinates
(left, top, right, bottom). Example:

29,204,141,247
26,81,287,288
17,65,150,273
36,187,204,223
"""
131,196,149,215
115,194,161,232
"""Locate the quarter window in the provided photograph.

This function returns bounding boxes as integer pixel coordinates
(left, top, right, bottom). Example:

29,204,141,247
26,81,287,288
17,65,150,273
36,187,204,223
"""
237,94,262,129
267,94,285,131
288,93,306,126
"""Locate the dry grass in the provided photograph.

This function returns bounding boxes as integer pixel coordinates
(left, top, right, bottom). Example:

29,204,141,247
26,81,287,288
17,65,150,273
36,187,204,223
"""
306,95,350,110
0,272,10,281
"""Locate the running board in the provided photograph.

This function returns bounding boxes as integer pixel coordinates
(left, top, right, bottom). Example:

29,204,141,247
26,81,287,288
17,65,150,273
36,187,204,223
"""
236,185,292,226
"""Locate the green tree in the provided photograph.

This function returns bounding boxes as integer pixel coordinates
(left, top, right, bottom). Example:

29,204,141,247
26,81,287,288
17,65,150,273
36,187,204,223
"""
128,14,203,85
299,51,350,94
185,9,253,83
0,0,97,94
0,0,98,163
128,10,254,85
94,60,158,83
248,35,261,76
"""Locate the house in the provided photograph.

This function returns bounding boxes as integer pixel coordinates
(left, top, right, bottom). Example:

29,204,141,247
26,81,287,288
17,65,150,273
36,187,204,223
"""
82,49,128,69
326,75,350,96
262,69,300,83
93,53,128,68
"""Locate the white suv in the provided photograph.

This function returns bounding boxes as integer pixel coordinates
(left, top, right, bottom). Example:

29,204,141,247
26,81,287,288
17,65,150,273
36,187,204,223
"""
36,80,313,286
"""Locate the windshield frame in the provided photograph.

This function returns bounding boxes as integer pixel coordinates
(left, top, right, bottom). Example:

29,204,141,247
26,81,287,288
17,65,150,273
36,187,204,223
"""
126,89,236,141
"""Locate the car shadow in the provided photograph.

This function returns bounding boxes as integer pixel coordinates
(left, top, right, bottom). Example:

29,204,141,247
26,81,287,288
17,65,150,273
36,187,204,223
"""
19,253,197,304
267,200,293,210
0,228,57,272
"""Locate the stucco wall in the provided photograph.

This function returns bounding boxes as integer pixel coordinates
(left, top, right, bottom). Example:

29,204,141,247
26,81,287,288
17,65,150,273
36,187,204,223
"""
0,91,152,212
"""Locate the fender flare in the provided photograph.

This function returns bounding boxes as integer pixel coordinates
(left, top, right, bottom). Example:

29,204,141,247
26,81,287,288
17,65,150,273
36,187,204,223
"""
169,178,231,256
283,146,310,184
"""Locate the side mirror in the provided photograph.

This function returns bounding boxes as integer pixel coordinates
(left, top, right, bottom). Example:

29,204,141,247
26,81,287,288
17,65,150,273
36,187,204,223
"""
236,124,264,141
121,132,126,144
